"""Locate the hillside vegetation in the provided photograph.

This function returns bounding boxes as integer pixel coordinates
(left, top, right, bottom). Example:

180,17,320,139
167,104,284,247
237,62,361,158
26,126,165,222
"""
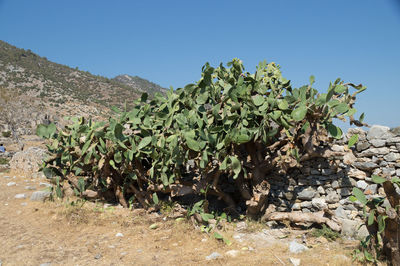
0,40,165,135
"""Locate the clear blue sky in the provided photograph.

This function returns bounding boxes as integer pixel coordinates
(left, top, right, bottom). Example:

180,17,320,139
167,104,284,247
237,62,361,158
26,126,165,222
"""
0,0,399,128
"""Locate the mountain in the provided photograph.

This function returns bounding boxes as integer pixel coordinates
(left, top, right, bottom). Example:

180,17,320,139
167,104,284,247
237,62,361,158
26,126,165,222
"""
113,74,166,96
0,40,166,137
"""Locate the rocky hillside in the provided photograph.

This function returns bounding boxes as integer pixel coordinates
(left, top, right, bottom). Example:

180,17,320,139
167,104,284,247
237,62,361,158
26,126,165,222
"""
0,40,165,136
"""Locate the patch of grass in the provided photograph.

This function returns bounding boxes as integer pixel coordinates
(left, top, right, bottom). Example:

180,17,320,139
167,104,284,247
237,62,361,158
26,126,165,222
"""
0,157,9,164
243,219,270,233
311,224,341,241
1,131,11,137
160,200,176,215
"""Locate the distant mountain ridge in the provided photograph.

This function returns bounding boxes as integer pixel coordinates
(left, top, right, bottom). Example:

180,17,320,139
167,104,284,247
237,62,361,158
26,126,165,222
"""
113,74,166,96
0,40,166,136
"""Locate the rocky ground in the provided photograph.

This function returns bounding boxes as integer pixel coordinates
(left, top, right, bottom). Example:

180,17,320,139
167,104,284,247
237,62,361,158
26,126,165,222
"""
0,169,364,266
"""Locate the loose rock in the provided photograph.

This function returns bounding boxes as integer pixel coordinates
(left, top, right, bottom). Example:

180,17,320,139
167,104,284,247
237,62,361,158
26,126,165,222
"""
30,191,51,201
356,180,368,190
289,257,301,266
206,252,222,260
225,250,239,258
289,240,308,254
7,182,16,186
14,193,26,199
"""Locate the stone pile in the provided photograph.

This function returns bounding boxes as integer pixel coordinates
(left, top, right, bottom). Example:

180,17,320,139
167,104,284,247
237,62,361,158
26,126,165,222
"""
9,147,47,173
267,125,400,238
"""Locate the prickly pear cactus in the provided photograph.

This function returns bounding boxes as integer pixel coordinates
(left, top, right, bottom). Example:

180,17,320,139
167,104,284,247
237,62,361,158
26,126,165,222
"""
38,59,366,217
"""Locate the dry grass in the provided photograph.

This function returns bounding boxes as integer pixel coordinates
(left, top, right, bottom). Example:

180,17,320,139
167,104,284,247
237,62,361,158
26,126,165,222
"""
0,171,368,265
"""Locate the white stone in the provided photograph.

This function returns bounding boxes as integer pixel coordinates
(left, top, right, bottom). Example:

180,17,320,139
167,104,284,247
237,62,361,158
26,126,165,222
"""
206,252,222,260
30,191,51,201
289,258,301,266
348,168,366,180
115,232,124,237
291,203,301,210
300,201,312,208
326,191,340,203
331,144,344,152
360,147,390,156
317,186,325,194
343,152,357,165
14,193,26,199
6,182,16,186
367,125,393,140
384,153,400,162
341,219,362,238
356,180,368,190
289,240,308,254
335,206,348,219
297,189,316,200
370,139,386,147
387,137,400,145
365,184,378,194
225,250,239,258
312,198,328,210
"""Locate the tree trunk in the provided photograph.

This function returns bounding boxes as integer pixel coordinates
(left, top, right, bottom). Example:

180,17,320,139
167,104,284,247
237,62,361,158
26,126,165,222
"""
264,211,341,232
245,142,270,218
382,181,400,265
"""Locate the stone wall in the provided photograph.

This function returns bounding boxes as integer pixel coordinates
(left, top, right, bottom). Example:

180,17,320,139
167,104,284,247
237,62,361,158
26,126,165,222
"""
267,125,400,238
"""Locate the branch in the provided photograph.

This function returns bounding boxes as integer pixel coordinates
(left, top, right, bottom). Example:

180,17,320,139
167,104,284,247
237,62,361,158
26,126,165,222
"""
264,211,341,231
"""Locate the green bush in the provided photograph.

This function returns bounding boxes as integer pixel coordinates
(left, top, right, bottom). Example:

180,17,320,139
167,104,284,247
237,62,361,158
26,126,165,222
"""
1,131,11,138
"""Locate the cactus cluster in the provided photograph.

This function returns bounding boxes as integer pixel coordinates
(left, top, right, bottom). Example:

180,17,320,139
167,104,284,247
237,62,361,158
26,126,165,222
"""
38,59,365,217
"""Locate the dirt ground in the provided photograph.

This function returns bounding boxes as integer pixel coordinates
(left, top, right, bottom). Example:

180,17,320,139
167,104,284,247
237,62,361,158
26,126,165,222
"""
0,170,362,266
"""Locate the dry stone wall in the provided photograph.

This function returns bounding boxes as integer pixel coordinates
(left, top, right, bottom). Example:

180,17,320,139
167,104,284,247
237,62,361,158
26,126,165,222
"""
267,125,400,238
